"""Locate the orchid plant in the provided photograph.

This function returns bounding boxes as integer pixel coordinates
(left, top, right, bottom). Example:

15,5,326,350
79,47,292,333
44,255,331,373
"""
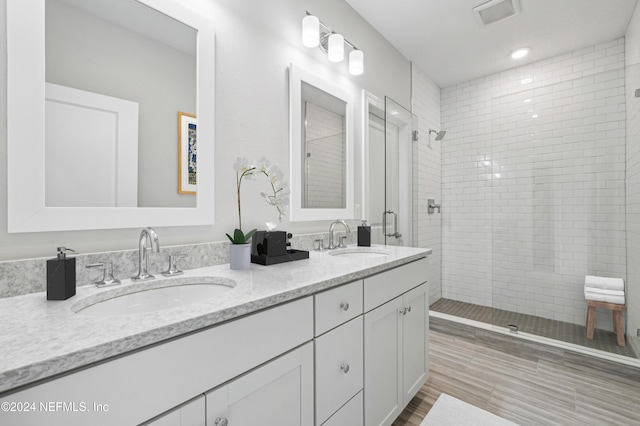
226,157,290,244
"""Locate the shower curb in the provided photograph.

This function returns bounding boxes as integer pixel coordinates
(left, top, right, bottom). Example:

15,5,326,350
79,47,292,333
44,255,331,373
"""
430,315,640,389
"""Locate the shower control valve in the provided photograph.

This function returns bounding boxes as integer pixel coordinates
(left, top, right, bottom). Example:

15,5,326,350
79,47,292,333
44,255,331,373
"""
428,199,441,214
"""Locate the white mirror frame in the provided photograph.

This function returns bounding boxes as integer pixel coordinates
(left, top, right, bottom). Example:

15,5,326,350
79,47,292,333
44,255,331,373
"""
7,0,215,232
288,63,354,222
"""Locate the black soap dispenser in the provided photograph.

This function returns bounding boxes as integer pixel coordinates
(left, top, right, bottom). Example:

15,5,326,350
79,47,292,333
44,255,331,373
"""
47,247,76,300
358,220,371,247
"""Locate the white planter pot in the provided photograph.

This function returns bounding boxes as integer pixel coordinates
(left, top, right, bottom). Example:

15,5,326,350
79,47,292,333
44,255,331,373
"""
229,243,252,270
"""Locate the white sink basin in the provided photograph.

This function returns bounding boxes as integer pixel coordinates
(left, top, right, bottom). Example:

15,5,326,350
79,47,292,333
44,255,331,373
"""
328,247,391,258
72,276,235,316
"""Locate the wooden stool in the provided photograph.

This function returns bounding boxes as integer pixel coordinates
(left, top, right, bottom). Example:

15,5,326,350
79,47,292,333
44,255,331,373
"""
585,300,626,347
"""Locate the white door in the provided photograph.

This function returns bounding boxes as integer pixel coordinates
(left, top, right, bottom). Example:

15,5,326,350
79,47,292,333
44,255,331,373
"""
45,83,139,207
364,297,403,426
205,342,314,426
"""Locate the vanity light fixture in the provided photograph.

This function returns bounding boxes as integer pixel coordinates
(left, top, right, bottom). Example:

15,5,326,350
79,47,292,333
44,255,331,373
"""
328,33,344,62
349,50,364,75
302,15,320,47
302,12,365,75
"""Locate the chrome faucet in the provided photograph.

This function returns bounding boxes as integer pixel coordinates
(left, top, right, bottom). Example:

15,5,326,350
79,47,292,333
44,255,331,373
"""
328,219,351,250
132,227,160,281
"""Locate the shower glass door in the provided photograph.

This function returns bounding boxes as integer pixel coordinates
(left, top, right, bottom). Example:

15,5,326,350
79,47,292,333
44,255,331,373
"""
489,70,635,358
364,95,414,247
383,97,413,247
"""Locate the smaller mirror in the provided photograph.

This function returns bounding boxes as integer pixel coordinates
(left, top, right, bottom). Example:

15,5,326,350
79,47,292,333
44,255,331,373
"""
289,64,354,221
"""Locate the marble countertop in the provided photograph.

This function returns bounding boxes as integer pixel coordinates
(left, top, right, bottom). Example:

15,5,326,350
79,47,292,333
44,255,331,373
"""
0,245,430,394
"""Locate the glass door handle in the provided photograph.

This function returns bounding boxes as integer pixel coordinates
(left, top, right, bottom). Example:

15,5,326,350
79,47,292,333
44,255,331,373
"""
382,210,401,238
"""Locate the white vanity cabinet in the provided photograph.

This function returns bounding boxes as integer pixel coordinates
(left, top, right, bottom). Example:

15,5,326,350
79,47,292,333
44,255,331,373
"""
144,396,205,426
363,259,428,426
0,297,313,426
314,280,364,425
0,253,430,426
205,342,314,426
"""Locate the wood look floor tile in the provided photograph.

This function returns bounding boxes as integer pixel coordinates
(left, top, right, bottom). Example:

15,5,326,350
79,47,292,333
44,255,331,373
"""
393,329,640,426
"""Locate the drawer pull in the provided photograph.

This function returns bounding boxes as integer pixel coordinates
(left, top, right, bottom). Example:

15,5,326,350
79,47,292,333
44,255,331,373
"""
340,363,350,373
215,418,229,426
340,302,350,311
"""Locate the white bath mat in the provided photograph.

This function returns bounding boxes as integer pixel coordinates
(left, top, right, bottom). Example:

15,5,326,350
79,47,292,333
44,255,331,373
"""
421,393,519,426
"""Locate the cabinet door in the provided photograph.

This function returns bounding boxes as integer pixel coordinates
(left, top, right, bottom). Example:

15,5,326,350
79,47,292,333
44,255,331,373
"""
316,317,363,424
402,283,427,404
144,395,205,426
364,297,403,426
205,342,313,426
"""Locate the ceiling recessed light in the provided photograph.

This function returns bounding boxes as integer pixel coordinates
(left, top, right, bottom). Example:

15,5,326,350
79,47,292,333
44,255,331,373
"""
510,47,530,59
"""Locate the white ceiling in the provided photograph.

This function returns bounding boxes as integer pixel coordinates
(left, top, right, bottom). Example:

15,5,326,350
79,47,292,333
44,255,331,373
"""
345,0,639,88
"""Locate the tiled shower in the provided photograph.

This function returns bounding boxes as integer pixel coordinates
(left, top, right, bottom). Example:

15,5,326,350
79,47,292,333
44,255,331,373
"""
425,37,640,356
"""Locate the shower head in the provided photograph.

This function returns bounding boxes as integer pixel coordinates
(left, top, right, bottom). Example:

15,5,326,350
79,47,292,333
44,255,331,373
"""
429,129,447,141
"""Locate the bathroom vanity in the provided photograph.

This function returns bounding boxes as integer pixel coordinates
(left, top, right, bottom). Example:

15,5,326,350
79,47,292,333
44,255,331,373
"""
0,245,430,426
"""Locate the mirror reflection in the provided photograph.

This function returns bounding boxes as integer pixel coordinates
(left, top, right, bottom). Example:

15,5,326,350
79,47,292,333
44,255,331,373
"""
289,63,354,222
45,0,197,208
301,81,347,209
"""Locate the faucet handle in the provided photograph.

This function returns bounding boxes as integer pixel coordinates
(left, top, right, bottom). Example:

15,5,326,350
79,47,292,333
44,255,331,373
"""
162,255,185,276
86,262,121,288
339,236,348,248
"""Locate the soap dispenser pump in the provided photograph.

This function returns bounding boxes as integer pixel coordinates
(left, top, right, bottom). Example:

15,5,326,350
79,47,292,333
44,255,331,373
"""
357,220,371,247
47,247,76,300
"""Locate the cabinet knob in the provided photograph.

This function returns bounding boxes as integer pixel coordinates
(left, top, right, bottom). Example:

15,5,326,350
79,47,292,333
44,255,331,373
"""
406,306,412,313
340,302,350,311
340,363,350,373
215,418,229,426
399,307,407,315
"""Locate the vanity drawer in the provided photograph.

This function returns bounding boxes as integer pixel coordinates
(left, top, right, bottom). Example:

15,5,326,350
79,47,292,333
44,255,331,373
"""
322,390,363,426
364,257,427,312
315,316,364,425
315,280,363,336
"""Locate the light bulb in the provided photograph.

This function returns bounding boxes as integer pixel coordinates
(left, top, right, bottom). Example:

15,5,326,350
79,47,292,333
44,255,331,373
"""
349,50,364,75
510,47,531,59
328,33,344,62
302,15,319,48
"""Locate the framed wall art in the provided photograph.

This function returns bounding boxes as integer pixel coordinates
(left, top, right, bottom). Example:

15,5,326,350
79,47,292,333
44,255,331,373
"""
178,111,197,194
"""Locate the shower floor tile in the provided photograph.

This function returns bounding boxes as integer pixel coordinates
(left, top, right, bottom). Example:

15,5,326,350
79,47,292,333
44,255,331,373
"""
430,298,637,358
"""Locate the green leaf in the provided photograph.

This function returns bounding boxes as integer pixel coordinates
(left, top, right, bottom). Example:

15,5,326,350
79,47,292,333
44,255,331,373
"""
227,228,257,244
244,229,257,240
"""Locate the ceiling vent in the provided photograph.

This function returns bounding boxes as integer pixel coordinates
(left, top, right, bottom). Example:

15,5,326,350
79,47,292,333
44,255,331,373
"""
473,0,521,26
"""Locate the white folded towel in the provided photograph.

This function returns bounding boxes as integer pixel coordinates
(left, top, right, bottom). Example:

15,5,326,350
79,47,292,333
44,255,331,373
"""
584,287,625,296
585,275,624,291
585,290,625,305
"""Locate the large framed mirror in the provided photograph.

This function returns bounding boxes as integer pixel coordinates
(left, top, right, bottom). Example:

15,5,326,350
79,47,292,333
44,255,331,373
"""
7,0,215,232
289,64,354,221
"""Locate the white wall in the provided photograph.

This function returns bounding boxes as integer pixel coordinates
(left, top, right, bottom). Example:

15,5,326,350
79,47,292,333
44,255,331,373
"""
441,39,627,329
0,0,411,260
626,1,640,355
411,65,442,304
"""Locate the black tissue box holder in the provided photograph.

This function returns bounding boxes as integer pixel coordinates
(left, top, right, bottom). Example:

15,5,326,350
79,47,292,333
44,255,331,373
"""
251,230,309,265
251,231,287,257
